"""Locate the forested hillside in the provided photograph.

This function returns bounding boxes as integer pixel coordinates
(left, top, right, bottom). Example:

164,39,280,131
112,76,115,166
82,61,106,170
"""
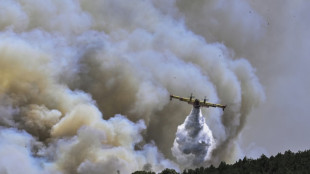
133,150,310,174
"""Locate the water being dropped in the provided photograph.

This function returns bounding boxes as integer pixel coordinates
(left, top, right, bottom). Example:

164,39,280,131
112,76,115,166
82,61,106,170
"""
172,108,215,168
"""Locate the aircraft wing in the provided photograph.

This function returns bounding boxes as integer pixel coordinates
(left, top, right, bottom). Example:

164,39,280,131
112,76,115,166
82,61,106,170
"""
200,101,226,111
170,94,193,103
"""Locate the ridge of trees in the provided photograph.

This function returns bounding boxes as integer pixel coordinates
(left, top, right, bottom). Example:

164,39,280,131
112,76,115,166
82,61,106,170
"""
132,149,310,174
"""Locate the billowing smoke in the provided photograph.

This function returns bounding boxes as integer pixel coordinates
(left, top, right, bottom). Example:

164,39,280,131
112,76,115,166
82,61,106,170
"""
0,0,267,173
172,108,215,168
174,0,310,157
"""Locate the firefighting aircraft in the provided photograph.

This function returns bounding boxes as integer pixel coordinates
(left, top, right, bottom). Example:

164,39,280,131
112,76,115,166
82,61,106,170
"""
170,93,226,110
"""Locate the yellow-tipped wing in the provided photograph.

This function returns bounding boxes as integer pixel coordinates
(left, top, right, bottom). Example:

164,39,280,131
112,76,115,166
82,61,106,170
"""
170,94,194,103
200,101,226,110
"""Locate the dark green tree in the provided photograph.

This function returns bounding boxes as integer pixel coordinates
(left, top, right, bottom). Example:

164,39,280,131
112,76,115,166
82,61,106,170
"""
132,171,155,174
159,168,179,174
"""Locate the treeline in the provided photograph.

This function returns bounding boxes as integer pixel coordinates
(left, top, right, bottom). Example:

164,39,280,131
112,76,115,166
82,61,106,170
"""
133,149,310,174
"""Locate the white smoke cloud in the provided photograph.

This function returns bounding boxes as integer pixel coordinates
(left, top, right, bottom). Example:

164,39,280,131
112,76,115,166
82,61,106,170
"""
0,128,45,174
0,0,269,173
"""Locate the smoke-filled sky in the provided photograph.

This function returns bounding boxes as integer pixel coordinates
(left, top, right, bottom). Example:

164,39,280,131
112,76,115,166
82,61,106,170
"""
0,0,309,173
234,0,310,157
175,0,310,158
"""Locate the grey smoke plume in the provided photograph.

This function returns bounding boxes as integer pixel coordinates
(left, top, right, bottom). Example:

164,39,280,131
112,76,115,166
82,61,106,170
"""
0,0,269,173
172,108,215,168
173,0,310,158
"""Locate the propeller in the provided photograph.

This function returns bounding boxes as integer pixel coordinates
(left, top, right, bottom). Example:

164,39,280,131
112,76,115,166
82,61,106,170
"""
203,96,208,103
189,93,195,101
